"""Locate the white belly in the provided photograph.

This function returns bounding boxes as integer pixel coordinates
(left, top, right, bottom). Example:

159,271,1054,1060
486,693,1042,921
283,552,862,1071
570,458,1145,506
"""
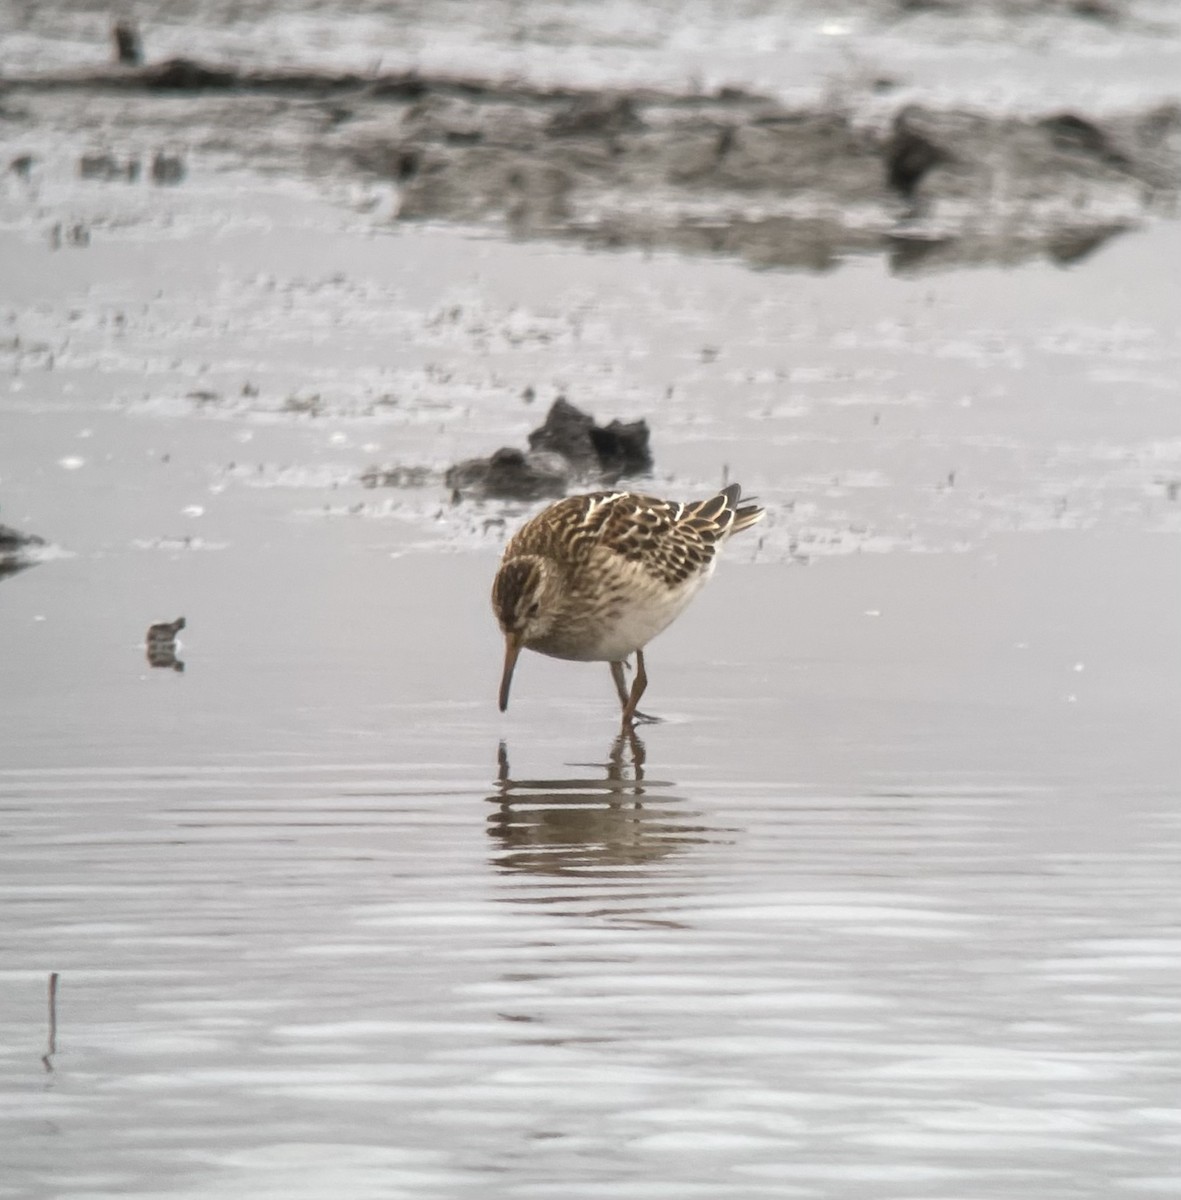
561,571,710,662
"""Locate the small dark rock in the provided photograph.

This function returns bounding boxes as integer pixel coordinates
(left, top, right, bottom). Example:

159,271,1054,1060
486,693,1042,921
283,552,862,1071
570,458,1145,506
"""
112,20,143,67
151,152,186,185
885,108,951,199
395,150,421,182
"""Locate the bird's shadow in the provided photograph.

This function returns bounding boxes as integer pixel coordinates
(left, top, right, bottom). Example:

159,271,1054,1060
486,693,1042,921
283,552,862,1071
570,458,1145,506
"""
486,734,718,877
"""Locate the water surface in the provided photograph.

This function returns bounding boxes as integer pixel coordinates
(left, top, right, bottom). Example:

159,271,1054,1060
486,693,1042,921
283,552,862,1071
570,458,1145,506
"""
2,525,1179,1198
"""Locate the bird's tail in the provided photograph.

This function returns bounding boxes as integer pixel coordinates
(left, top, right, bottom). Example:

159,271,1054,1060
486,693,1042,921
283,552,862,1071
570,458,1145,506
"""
717,483,765,535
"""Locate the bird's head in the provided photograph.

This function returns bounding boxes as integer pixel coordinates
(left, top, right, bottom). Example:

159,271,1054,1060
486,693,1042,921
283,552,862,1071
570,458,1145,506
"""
491,554,562,711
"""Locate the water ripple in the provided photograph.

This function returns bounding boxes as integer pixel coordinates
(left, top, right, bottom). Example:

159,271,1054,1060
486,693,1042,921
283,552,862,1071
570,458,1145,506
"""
1,741,1178,1199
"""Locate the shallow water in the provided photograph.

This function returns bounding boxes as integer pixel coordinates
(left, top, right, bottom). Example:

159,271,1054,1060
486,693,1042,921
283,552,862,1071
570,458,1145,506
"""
2,56,1181,1200
2,520,1180,1197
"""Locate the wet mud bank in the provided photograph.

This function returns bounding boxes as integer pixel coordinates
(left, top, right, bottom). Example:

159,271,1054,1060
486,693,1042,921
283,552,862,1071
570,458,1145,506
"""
5,58,1179,272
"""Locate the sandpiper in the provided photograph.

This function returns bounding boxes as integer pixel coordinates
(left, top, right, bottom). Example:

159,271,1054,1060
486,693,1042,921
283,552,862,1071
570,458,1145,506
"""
491,484,764,728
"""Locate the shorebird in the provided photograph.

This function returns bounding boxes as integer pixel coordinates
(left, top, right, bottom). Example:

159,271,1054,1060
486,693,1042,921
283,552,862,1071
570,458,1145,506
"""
491,484,764,728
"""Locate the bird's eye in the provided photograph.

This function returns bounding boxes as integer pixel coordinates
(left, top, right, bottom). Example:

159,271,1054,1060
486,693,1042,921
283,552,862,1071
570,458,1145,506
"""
526,601,540,618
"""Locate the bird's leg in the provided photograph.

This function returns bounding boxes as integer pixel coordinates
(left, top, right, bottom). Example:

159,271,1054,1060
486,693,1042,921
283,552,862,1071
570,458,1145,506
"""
611,656,661,725
614,657,657,720
620,649,660,728
609,660,630,707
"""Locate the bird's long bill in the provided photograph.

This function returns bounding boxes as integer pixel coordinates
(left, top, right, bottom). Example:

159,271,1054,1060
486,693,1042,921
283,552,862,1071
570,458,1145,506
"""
498,636,522,712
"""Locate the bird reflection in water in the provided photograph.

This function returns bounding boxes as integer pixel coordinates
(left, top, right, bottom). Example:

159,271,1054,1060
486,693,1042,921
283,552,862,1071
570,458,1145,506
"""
488,735,712,877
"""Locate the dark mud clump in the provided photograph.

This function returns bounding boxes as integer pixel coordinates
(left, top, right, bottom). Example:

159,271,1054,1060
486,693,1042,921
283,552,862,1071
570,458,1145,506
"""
527,397,652,480
5,60,1180,273
445,447,570,502
445,398,652,501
